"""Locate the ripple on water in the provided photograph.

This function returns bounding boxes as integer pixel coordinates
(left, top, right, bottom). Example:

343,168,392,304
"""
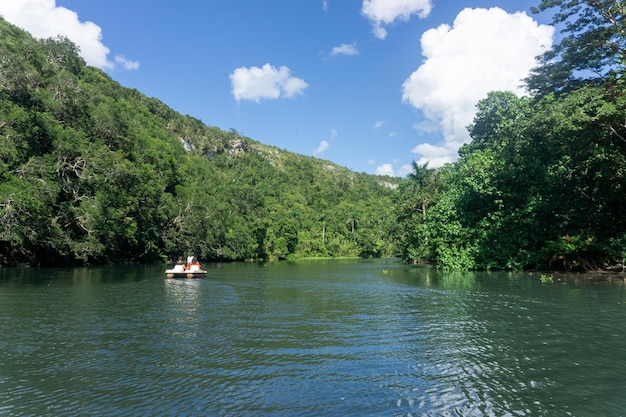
2,265,626,416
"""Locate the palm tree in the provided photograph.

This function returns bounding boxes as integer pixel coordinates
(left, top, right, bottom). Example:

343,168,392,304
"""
346,217,358,233
407,161,430,219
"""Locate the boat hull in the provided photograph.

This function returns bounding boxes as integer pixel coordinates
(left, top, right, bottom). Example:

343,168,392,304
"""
165,270,207,279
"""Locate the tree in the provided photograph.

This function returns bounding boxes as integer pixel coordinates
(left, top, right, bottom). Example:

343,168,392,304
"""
526,0,626,96
463,91,531,154
407,161,430,219
394,162,446,262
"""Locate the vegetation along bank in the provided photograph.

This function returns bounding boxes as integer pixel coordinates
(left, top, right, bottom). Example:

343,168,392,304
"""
1,0,625,271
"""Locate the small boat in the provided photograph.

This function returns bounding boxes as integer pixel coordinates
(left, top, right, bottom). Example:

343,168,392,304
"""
165,263,207,279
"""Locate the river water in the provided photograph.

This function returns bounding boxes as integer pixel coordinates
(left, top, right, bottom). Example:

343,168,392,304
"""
1,260,625,416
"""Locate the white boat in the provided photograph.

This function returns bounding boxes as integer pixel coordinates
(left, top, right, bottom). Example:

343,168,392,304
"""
165,263,207,279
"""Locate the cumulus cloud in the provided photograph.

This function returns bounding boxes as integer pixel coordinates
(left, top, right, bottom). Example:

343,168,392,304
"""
315,129,339,156
374,160,414,177
314,140,329,156
375,163,395,176
376,160,415,177
397,164,414,177
230,63,308,103
330,43,359,56
115,55,140,70
313,129,338,157
410,143,459,167
361,0,433,40
402,7,553,167
0,0,137,71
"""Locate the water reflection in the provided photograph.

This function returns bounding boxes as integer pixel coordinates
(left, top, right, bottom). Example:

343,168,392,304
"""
164,278,203,305
383,266,626,415
0,265,158,287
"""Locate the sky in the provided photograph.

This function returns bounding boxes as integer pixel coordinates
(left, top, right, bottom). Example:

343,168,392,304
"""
0,0,555,177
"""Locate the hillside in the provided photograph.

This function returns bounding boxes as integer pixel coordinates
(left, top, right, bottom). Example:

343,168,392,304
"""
0,18,400,266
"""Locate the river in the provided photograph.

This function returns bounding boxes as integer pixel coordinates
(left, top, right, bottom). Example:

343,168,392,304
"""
1,259,625,416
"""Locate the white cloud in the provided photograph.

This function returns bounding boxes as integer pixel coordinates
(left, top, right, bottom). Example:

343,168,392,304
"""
331,43,359,56
230,63,308,103
397,164,414,177
410,143,457,168
374,162,413,177
374,120,385,129
330,128,338,139
402,7,553,167
375,163,395,176
115,55,140,70
0,0,137,71
361,0,433,40
314,140,329,156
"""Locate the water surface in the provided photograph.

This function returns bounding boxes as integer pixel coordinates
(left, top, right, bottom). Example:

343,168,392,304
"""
1,260,625,416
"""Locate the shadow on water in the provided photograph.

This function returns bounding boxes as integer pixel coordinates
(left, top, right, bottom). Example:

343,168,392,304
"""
385,263,626,290
0,264,164,287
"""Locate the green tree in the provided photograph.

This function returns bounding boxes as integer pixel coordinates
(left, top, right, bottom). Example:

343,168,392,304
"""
394,161,446,262
526,0,626,96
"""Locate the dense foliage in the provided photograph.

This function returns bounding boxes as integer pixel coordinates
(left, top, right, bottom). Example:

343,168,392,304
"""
396,0,626,271
0,18,399,266
4,0,626,271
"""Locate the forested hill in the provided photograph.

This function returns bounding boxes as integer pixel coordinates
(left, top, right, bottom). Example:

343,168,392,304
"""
0,18,400,266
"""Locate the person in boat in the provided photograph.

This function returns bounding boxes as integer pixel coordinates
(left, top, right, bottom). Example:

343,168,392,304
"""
185,257,201,271
172,258,186,272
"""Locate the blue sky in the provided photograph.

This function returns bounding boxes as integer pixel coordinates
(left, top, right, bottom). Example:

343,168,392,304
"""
1,0,555,176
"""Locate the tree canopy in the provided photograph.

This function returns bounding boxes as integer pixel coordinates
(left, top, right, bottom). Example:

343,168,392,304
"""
4,0,626,272
525,0,626,95
396,0,626,271
0,18,399,266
